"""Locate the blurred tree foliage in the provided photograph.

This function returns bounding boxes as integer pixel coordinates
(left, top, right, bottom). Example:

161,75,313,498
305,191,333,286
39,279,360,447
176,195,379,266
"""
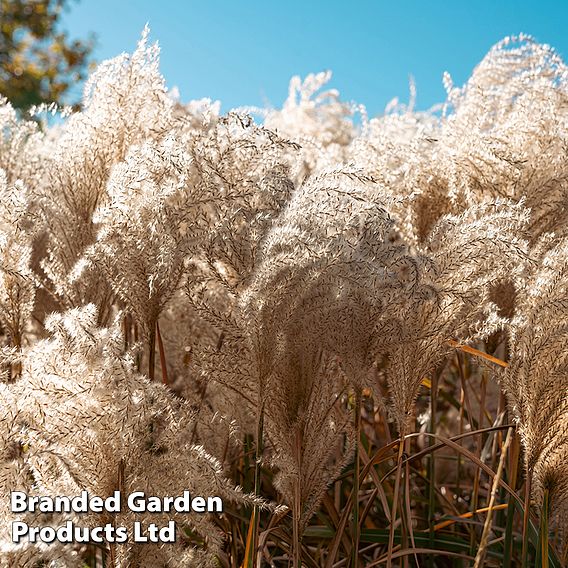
0,0,93,110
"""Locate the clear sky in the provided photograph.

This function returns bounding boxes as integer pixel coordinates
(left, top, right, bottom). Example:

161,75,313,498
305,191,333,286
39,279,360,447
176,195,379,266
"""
63,0,567,117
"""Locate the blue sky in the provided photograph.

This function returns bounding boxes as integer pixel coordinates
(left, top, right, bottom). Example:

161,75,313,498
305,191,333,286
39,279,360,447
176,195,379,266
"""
64,0,567,117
